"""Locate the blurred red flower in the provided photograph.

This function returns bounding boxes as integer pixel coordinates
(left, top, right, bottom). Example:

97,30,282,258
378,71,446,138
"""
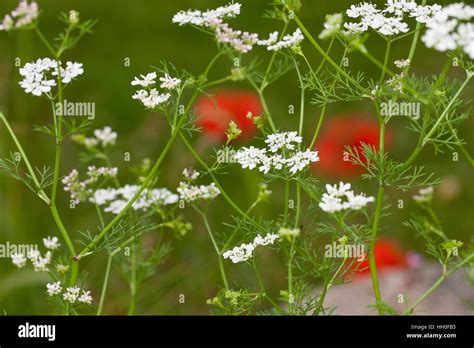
313,114,392,178
352,239,408,278
194,89,262,142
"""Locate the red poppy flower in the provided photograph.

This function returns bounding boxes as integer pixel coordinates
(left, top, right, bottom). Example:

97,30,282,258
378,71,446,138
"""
194,89,262,142
352,239,408,278
313,113,392,178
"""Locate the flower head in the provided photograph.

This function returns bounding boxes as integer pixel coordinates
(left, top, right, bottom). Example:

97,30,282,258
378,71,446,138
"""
43,236,60,250
0,1,38,31
46,281,62,296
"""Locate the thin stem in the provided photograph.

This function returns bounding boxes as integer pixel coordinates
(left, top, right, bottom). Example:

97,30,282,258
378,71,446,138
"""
77,51,224,258
407,0,427,64
294,15,366,94
284,180,290,225
356,45,429,105
33,26,56,57
287,242,294,315
377,40,391,90
260,21,289,91
403,253,474,314
0,112,50,204
97,254,113,315
179,133,266,233
369,186,384,315
128,238,138,315
200,210,229,290
422,73,472,147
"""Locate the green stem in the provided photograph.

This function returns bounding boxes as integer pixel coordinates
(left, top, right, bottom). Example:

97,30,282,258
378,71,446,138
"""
403,253,474,314
0,112,50,204
201,210,229,290
287,242,294,315
179,134,266,233
422,73,472,147
97,254,113,315
369,186,384,315
356,46,429,104
294,15,366,94
407,0,427,64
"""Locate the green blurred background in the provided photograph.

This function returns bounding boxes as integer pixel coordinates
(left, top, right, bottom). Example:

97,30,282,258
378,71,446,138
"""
0,0,472,314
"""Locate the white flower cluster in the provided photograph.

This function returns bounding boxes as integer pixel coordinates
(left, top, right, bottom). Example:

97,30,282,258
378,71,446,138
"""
413,186,434,203
172,2,241,27
11,245,55,272
319,13,343,40
235,131,319,174
173,2,303,53
177,182,220,203
344,1,441,36
319,182,375,213
131,71,180,109
223,233,279,263
84,126,117,148
216,23,259,53
43,236,60,250
91,185,179,214
421,3,474,59
46,282,93,305
0,0,38,31
62,166,118,204
18,58,84,97
266,29,304,51
394,58,411,69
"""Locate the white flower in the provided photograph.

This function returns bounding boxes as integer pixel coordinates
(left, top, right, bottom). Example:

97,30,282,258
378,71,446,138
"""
78,290,93,305
319,181,374,213
27,249,40,261
177,182,220,203
343,1,441,37
0,1,38,31
63,286,81,304
92,185,178,214
215,23,259,53
0,15,14,31
52,62,84,83
413,186,434,203
236,131,319,174
257,31,279,46
253,233,279,246
182,168,200,181
421,3,474,59
46,281,62,296
267,29,304,51
286,149,319,174
235,146,267,170
43,236,60,250
93,126,117,147
394,58,411,69
131,72,157,87
265,131,302,152
319,13,343,39
223,232,279,263
278,227,301,239
18,58,83,96
32,251,51,272
132,88,171,108
159,74,181,90
11,252,27,268
223,243,255,263
172,3,241,27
